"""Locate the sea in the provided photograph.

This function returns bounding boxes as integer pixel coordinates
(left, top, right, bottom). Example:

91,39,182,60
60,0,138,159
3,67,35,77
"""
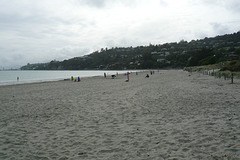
0,70,132,86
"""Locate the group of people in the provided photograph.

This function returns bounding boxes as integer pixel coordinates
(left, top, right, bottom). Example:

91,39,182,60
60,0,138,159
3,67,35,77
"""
71,71,154,82
71,76,80,82
145,70,155,78
104,72,129,81
103,71,154,81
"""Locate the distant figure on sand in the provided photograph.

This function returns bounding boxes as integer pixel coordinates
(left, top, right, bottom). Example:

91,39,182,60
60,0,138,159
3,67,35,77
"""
71,76,74,81
78,77,80,82
125,72,130,82
145,74,149,78
104,73,106,78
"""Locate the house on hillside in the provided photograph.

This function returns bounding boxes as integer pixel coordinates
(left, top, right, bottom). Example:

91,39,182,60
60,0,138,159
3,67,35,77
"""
157,59,171,64
165,52,170,56
157,59,165,63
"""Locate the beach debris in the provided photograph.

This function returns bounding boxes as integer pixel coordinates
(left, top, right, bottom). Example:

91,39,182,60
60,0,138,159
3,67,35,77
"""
78,152,87,156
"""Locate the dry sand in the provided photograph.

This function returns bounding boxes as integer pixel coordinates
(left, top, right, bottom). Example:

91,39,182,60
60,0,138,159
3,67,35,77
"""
0,70,240,160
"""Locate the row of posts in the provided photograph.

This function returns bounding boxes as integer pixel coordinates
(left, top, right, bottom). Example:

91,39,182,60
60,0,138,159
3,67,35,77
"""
200,69,235,84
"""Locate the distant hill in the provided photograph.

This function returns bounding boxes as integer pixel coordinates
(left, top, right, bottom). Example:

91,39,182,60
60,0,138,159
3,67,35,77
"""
21,31,240,70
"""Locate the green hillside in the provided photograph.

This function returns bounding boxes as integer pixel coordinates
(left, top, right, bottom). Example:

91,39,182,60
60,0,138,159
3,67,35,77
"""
21,32,240,71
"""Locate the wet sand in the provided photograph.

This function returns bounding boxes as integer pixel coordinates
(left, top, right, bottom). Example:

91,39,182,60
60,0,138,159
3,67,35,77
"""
0,70,240,159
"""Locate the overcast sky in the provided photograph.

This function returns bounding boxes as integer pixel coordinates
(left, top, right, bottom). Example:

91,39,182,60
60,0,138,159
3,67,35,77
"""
0,0,240,69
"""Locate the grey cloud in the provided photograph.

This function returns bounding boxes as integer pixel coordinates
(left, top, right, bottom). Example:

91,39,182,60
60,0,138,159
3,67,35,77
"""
200,0,240,14
0,53,25,69
0,12,83,28
159,0,168,7
116,0,139,7
80,0,106,8
0,13,90,42
226,0,240,14
210,23,230,35
0,14,50,32
0,56,10,68
11,54,25,62
78,0,141,8
0,0,90,29
0,0,239,68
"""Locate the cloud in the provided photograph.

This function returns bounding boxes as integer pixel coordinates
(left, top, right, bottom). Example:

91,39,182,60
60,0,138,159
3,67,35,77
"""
197,0,240,14
0,0,240,68
0,53,25,69
52,46,91,59
226,0,240,14
80,0,106,8
210,23,230,35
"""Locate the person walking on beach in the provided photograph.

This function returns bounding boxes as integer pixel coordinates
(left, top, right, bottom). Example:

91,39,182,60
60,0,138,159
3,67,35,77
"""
104,73,106,78
77,76,80,82
125,72,130,82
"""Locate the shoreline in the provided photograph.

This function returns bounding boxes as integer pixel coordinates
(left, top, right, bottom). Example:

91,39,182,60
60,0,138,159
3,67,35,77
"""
0,70,136,87
1,70,239,159
1,68,239,87
0,69,156,87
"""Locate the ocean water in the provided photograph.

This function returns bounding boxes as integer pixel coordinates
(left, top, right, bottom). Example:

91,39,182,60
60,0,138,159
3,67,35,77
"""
0,70,130,86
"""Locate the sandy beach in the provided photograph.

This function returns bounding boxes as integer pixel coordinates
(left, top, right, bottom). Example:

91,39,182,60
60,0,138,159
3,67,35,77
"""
0,70,240,160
